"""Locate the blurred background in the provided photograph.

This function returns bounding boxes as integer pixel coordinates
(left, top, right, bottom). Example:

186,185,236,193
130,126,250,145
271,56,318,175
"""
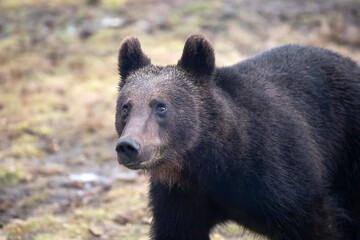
0,0,359,239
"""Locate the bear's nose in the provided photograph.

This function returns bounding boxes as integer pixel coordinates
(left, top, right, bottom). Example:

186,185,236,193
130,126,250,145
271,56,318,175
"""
116,137,141,160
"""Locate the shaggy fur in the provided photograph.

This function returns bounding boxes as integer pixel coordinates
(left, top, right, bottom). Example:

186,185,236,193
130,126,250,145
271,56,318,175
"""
115,34,360,240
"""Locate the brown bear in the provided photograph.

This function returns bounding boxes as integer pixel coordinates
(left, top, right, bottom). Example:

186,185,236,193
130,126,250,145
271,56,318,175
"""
115,34,360,240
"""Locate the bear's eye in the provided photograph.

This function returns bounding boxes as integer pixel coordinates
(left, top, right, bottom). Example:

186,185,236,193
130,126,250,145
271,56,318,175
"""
155,103,167,116
122,105,130,117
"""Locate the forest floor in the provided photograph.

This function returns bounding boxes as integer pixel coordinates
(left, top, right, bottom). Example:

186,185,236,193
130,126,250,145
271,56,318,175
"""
0,0,359,239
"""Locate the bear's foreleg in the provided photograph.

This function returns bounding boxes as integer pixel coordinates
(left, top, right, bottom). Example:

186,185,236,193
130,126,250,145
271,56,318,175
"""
149,182,219,240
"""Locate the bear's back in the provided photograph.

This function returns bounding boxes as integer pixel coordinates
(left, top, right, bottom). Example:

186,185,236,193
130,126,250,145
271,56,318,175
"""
215,45,360,128
216,45,360,107
215,44,360,174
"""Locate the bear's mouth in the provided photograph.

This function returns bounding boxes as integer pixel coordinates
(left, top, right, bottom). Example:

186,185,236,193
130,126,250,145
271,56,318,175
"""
139,156,163,169
119,160,143,170
117,148,162,170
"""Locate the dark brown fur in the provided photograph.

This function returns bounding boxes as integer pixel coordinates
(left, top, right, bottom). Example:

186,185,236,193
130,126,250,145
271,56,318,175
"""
115,35,360,240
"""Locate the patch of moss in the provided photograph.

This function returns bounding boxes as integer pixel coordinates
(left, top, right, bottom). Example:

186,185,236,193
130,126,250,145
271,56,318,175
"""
0,93,21,114
117,223,149,240
95,151,113,162
16,191,49,210
181,1,220,15
75,208,112,222
34,233,82,240
0,162,27,186
0,168,24,186
106,186,145,209
0,0,86,9
101,0,127,9
3,215,61,237
2,215,94,240
32,125,54,137
6,134,43,158
13,121,30,132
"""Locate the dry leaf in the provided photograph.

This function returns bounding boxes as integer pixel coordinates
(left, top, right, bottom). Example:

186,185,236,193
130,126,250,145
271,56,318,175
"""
89,223,104,237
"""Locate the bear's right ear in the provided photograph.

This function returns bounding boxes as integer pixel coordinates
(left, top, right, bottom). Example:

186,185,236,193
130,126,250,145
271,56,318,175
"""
178,34,215,85
118,37,151,83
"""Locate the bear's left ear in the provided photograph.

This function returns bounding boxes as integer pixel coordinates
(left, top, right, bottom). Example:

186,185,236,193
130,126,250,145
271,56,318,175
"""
118,36,151,83
177,34,215,85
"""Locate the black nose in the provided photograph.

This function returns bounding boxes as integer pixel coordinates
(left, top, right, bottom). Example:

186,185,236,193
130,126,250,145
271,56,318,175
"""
116,137,141,160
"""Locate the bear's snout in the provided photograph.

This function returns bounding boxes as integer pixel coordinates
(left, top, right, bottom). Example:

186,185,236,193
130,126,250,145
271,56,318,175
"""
116,137,141,165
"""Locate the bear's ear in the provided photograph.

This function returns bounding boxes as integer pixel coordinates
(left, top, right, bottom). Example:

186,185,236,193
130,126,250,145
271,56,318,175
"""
177,34,215,85
118,36,151,82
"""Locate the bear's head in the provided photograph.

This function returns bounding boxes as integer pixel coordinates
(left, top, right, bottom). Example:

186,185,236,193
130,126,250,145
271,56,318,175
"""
115,35,215,182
